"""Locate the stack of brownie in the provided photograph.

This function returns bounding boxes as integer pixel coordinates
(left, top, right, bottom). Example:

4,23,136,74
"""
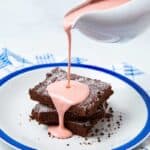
29,68,113,137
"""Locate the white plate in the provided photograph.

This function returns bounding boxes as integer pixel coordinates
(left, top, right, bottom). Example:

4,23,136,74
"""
0,63,150,150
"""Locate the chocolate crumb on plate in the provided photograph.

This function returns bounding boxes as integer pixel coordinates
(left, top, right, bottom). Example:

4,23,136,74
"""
95,128,99,133
97,137,101,142
85,137,88,141
100,132,104,136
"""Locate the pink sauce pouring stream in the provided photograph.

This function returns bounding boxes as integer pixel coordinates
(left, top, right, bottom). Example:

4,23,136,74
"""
64,0,129,88
47,0,129,139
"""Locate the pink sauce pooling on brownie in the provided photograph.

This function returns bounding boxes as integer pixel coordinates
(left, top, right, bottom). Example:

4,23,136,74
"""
47,80,89,138
47,0,129,139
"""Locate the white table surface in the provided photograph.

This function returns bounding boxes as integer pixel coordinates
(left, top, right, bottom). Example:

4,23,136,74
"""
0,0,150,149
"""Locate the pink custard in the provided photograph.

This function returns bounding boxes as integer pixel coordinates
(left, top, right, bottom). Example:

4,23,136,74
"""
47,80,89,138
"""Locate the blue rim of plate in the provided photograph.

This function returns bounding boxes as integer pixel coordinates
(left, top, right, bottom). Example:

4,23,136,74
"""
0,63,150,150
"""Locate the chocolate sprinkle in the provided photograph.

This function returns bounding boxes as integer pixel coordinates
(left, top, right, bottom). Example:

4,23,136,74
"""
95,128,99,133
85,137,88,141
108,133,111,138
101,119,104,122
107,124,111,128
97,137,101,142
100,132,104,136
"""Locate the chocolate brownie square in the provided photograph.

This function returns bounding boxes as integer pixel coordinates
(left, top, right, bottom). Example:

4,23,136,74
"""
29,68,113,117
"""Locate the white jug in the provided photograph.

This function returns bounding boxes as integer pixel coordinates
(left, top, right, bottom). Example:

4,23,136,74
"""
72,0,150,43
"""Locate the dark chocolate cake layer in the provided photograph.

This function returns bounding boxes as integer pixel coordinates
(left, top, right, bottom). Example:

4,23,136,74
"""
31,103,107,122
29,68,113,117
31,103,106,136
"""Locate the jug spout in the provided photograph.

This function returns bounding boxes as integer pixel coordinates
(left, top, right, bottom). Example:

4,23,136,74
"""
72,0,150,43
